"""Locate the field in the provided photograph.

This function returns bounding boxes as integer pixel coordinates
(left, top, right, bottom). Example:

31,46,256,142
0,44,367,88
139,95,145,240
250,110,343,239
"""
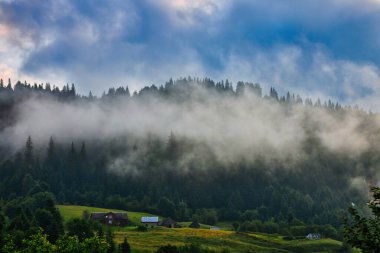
112,227,343,253
57,205,344,253
57,205,158,225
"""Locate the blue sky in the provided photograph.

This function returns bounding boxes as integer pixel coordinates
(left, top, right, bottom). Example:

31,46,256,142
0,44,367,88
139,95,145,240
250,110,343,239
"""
1,0,380,108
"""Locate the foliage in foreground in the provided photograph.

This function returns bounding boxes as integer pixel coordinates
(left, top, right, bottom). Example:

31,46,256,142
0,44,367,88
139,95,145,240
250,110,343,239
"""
344,186,380,253
155,244,230,253
1,228,109,253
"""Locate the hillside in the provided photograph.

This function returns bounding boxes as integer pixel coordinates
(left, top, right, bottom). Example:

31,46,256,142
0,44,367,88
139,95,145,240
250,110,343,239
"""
57,205,160,225
57,205,344,253
0,78,373,231
0,78,375,252
113,228,343,253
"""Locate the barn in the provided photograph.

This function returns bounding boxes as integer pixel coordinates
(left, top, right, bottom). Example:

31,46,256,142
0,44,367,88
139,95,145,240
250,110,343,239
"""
306,233,321,240
141,216,159,227
189,221,200,229
90,212,128,226
160,217,177,228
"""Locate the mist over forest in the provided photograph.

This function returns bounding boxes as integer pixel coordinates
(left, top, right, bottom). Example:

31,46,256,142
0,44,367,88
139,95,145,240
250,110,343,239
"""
0,77,378,237
3,0,380,251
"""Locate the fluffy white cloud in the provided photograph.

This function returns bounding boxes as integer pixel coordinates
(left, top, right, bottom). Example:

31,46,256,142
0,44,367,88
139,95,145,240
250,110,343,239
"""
1,0,380,110
152,0,230,25
162,0,228,14
213,45,380,111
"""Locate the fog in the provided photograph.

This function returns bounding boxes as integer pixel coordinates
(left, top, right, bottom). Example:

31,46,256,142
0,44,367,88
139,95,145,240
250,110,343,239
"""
0,84,374,167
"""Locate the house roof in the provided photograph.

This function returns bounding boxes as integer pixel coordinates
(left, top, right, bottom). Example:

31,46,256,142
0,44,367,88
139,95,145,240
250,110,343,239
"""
110,213,128,219
161,217,176,226
189,221,200,228
141,216,159,223
90,212,128,220
91,212,107,219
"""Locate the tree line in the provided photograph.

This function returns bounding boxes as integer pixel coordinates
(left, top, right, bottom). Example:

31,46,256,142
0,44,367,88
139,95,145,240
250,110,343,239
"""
0,77,377,251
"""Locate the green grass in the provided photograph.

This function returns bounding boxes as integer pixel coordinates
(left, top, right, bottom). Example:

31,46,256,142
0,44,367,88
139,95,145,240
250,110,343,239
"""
57,205,159,225
113,228,342,253
57,205,344,253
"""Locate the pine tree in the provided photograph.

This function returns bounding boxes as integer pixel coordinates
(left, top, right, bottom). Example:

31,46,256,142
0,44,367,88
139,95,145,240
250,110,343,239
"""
80,142,86,159
344,187,380,252
166,131,180,162
236,81,245,96
125,86,130,97
7,78,12,90
46,136,55,165
71,83,76,95
24,136,34,168
70,142,76,158
119,237,131,253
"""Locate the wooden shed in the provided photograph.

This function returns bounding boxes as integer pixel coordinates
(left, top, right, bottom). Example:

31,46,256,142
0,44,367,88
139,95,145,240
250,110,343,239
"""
189,221,200,229
161,218,177,228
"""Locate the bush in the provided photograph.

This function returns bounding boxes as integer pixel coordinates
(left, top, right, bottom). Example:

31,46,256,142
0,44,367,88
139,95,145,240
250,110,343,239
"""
156,243,228,253
136,225,148,232
193,209,218,226
237,219,279,234
66,218,94,241
156,244,179,253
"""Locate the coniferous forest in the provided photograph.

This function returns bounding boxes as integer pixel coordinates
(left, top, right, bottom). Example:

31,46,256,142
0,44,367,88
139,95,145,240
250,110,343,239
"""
0,77,378,251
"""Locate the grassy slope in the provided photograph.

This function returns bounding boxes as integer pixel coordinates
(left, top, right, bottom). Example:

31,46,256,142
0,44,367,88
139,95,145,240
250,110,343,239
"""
113,228,342,253
57,205,157,225
57,205,343,253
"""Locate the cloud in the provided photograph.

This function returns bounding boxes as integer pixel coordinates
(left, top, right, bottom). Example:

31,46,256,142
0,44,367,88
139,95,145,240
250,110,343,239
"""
1,0,380,108
152,0,230,26
0,64,14,78
208,44,380,111
0,86,370,163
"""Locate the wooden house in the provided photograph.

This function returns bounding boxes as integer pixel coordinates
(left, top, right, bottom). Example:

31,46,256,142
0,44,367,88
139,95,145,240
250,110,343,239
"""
90,212,128,226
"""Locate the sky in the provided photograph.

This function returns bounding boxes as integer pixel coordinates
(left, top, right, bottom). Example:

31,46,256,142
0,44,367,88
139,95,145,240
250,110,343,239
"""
1,0,380,109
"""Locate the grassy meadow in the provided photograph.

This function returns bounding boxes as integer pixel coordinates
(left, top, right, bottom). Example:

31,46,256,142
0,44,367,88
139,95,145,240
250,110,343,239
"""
57,205,158,225
57,205,345,253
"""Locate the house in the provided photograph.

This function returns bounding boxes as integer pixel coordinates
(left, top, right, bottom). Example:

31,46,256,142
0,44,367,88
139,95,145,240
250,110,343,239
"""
306,233,321,240
210,226,220,230
90,212,128,226
141,216,159,227
189,221,200,229
160,218,177,228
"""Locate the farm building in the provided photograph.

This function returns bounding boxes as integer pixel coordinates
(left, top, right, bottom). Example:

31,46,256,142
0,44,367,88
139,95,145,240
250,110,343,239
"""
189,221,200,229
160,218,177,228
90,212,128,226
141,216,159,227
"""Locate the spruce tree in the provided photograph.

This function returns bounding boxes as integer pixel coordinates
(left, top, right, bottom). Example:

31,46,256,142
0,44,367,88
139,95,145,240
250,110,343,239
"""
119,237,131,253
24,136,34,171
344,187,380,252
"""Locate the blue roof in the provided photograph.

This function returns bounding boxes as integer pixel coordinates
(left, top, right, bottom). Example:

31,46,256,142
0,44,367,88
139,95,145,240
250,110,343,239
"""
141,217,159,223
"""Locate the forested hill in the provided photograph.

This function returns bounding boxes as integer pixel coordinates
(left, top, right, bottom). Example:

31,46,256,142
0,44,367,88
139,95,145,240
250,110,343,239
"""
0,77,355,109
0,77,378,231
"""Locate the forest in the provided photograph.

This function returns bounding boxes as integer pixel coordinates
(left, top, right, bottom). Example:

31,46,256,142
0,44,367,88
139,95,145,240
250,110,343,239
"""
0,77,378,251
